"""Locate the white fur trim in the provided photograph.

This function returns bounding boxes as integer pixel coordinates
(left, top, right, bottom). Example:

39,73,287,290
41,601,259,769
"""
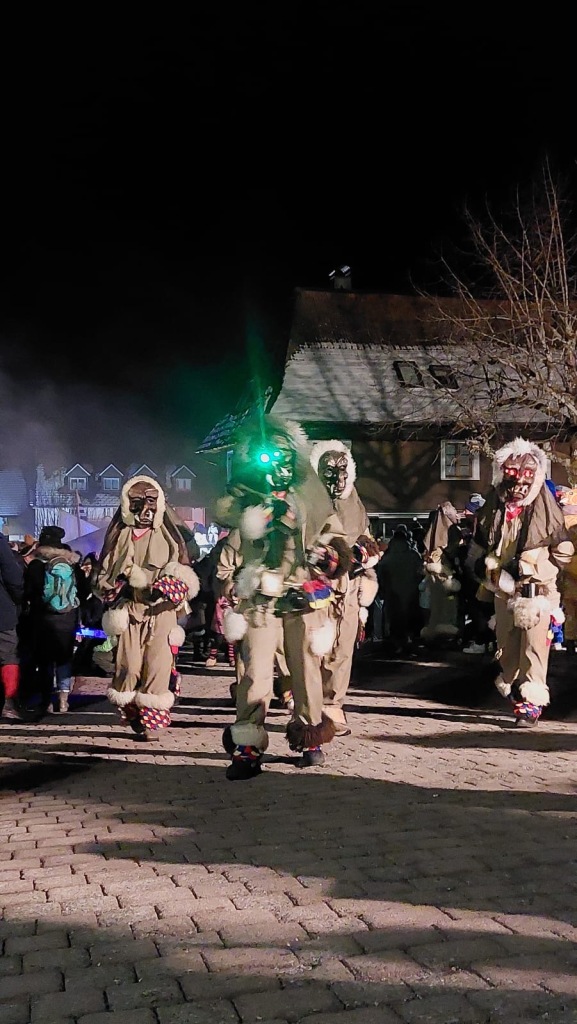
102,606,130,636
310,439,357,499
161,562,200,600
507,594,550,630
497,570,516,596
230,722,269,750
359,607,369,625
107,687,138,707
240,505,269,540
492,437,547,506
358,576,378,607
550,607,565,625
120,475,166,529
518,680,550,706
260,569,285,597
134,690,175,711
236,563,264,599
494,674,512,698
168,625,186,647
443,577,461,593
223,609,248,642
309,619,336,656
485,554,501,571
128,564,149,589
363,554,380,569
556,540,575,564
215,494,236,525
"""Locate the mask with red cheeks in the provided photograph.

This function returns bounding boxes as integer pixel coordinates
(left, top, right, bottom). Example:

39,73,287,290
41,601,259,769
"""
500,454,538,503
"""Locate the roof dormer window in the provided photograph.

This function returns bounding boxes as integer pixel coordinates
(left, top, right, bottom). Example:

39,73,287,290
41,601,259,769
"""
393,360,423,387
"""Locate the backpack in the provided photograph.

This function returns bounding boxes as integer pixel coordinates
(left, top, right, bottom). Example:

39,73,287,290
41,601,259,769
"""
42,557,80,614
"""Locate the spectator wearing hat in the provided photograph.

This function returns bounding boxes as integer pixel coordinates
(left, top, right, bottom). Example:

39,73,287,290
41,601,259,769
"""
0,533,24,719
20,526,89,714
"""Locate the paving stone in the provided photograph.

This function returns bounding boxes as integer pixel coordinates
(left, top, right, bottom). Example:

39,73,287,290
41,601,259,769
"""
0,968,63,1003
235,981,341,1022
30,987,105,1022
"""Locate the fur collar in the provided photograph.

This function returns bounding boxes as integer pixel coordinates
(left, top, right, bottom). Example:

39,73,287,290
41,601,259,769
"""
309,439,357,500
34,546,80,565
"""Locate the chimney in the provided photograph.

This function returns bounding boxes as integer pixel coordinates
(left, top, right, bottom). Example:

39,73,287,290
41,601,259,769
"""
328,265,352,291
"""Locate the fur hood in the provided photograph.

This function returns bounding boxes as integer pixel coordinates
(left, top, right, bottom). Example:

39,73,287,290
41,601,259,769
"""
120,475,166,529
229,413,311,492
309,440,357,500
492,437,548,507
33,546,80,565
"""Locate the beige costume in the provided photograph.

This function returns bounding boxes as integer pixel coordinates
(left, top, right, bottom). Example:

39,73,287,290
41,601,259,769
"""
96,476,198,734
474,440,573,721
310,441,378,729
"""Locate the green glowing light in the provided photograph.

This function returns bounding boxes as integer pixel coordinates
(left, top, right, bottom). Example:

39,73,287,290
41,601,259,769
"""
259,453,271,464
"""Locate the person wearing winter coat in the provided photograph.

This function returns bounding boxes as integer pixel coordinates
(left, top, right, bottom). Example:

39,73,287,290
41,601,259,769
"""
21,526,90,714
474,438,574,726
309,440,380,733
0,533,24,719
377,527,424,653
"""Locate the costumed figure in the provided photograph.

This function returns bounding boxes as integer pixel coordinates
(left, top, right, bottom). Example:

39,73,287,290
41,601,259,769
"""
421,501,464,645
96,476,199,741
556,487,577,654
474,438,573,726
310,440,380,734
215,414,352,780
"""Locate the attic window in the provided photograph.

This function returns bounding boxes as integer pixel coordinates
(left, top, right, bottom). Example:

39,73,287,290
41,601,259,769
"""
102,476,120,491
69,477,87,491
393,360,423,387
175,477,192,491
430,364,458,390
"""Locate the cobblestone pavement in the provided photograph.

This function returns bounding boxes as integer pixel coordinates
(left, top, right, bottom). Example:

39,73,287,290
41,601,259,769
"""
2,654,577,1023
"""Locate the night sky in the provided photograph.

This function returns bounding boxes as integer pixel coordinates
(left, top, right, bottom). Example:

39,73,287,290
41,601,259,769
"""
1,9,575,469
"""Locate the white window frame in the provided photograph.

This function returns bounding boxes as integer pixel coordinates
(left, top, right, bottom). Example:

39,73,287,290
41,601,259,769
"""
69,477,87,491
175,477,192,491
102,476,120,491
440,440,480,481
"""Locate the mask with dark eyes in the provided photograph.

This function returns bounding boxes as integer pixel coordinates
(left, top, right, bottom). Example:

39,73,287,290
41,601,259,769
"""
318,451,349,499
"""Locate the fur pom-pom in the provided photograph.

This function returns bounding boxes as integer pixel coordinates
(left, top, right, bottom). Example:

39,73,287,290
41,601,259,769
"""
161,562,200,600
223,609,248,642
551,607,565,625
443,576,461,593
485,554,501,571
309,619,336,656
508,595,549,630
230,721,269,750
260,569,285,597
328,536,355,578
236,563,264,599
102,606,130,636
168,625,186,648
286,714,337,751
498,570,516,596
128,564,149,589
359,607,369,625
358,576,378,607
240,505,269,540
134,690,175,711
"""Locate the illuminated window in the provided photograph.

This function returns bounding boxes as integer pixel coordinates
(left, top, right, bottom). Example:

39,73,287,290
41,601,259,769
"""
69,477,87,491
429,364,458,389
441,441,480,480
102,477,120,491
393,360,423,387
175,477,192,491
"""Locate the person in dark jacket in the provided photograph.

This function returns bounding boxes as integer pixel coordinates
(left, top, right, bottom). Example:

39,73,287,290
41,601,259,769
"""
21,526,90,714
0,533,24,719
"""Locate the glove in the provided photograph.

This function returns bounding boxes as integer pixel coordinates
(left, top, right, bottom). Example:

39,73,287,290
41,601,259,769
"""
150,575,189,605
